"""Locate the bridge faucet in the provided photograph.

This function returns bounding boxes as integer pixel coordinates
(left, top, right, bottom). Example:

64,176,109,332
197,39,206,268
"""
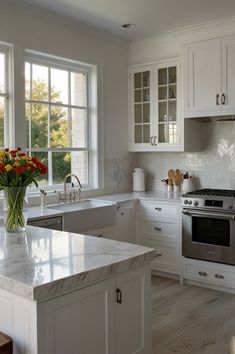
61,174,82,202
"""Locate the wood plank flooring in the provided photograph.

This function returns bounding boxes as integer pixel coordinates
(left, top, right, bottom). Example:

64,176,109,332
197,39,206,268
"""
152,276,235,354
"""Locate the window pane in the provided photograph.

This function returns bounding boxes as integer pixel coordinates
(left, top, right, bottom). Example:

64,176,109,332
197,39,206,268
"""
25,62,31,100
32,64,48,101
51,68,68,104
52,152,71,184
25,102,30,148
0,97,4,147
71,72,87,107
70,109,87,148
71,151,88,185
31,103,48,148
50,106,68,148
30,151,48,186
0,53,5,93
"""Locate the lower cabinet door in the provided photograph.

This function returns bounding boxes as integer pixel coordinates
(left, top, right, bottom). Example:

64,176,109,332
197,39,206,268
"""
38,279,115,354
115,267,152,354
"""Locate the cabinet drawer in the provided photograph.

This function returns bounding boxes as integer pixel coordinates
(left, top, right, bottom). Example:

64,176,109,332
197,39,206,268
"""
142,220,178,242
183,261,235,289
140,202,178,221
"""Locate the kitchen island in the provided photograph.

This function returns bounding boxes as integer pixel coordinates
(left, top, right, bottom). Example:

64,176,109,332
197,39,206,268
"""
0,226,154,354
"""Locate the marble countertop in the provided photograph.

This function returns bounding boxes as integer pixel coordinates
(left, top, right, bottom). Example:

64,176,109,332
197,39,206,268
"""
0,227,154,302
28,207,64,220
91,191,182,204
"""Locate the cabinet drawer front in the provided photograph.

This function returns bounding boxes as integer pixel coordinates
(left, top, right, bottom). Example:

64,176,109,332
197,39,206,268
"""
184,263,235,289
143,220,178,241
140,202,178,220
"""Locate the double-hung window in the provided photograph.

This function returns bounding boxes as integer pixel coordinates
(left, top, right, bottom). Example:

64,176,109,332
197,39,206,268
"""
25,52,98,189
0,44,11,148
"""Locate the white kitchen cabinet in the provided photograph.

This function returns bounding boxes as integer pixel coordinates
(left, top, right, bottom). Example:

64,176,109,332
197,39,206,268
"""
185,35,235,117
129,60,182,152
82,225,115,240
0,266,151,354
182,258,235,293
115,203,135,243
137,201,181,274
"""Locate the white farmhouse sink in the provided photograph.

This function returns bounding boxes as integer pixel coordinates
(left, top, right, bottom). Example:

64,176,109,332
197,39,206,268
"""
48,200,117,232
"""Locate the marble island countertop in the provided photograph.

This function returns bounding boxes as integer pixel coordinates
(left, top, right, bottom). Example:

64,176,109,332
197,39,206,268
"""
0,226,154,302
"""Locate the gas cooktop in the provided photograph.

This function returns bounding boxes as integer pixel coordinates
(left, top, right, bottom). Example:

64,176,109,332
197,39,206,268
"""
186,189,235,198
182,188,235,210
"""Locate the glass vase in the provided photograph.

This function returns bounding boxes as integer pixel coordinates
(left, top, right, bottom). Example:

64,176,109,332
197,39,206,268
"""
3,187,28,232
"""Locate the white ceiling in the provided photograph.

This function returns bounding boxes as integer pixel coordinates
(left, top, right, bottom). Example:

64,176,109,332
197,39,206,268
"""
19,0,235,40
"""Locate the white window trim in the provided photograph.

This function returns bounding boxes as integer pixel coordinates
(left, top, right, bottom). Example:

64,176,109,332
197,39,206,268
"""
0,42,14,148
25,50,103,193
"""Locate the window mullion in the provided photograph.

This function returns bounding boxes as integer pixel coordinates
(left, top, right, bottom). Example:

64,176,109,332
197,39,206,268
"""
68,71,71,148
48,67,53,185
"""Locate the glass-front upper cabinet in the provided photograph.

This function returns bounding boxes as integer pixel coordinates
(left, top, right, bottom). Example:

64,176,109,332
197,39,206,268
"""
129,61,181,152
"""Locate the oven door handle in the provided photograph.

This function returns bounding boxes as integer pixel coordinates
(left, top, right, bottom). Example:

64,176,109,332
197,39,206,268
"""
182,210,235,220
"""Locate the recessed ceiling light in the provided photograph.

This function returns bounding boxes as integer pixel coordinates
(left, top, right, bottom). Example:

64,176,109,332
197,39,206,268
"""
122,23,136,29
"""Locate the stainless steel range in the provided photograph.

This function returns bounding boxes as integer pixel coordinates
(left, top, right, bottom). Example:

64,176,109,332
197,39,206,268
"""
182,189,235,265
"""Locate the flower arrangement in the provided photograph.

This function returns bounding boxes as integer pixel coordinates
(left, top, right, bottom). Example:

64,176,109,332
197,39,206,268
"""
0,148,47,232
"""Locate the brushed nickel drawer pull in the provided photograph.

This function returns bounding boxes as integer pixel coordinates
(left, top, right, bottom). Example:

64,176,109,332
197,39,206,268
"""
155,253,162,258
155,207,162,211
221,93,226,105
198,271,207,277
215,273,224,279
96,234,103,238
154,226,162,231
216,94,219,105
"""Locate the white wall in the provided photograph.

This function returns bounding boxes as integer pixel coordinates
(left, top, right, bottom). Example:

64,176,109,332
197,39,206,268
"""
0,0,129,160
0,0,139,196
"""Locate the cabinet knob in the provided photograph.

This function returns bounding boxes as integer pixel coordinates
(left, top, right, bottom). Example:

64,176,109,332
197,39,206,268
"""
154,226,162,231
198,271,207,277
216,94,220,105
221,93,226,105
155,207,162,211
116,288,122,304
215,273,224,279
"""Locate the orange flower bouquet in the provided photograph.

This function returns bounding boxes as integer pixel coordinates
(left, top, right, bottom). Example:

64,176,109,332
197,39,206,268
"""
0,148,47,232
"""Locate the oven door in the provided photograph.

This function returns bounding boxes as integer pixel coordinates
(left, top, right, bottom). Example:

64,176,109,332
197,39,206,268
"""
182,208,235,265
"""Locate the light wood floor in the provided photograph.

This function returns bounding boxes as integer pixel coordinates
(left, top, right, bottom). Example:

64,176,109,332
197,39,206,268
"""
152,276,235,354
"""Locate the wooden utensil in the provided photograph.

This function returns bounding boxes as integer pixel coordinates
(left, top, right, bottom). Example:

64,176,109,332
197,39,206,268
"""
168,169,175,182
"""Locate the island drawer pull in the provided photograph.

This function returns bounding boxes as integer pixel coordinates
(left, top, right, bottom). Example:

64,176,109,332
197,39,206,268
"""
155,253,162,258
155,207,162,211
116,288,122,304
154,226,162,231
96,234,103,238
215,273,224,279
198,271,207,277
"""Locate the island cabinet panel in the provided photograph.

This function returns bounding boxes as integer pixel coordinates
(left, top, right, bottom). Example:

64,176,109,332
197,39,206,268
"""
38,279,115,354
115,267,151,354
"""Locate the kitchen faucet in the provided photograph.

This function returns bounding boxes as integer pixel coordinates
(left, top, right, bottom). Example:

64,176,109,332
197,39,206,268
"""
58,173,82,202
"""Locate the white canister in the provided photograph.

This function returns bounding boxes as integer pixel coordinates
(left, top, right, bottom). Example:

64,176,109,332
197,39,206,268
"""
182,178,194,193
133,168,145,192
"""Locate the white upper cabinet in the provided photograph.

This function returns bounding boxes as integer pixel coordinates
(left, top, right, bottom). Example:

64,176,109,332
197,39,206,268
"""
185,35,235,118
129,60,182,152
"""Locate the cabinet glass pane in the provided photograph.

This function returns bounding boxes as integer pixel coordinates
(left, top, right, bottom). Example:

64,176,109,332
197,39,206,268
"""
143,88,150,102
134,104,142,123
143,71,150,87
159,102,167,122
134,125,142,143
134,73,142,89
143,125,150,143
169,101,176,121
159,124,168,143
143,103,150,123
169,123,177,143
158,68,167,85
134,90,142,102
158,86,167,100
169,67,176,84
169,84,176,99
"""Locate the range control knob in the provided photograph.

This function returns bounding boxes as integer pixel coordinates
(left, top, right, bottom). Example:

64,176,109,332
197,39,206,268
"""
188,200,192,205
184,200,188,204
193,200,199,207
